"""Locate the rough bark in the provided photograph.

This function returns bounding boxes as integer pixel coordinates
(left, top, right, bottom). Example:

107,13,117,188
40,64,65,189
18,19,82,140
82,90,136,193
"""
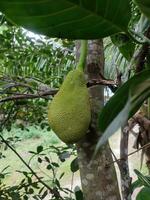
120,125,132,200
76,40,121,200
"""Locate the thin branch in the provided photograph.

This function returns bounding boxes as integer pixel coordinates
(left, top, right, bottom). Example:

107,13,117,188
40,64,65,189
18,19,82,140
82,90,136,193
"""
107,142,150,167
0,134,63,200
109,147,121,170
1,82,33,91
87,78,117,87
0,77,117,103
0,89,58,103
133,113,150,131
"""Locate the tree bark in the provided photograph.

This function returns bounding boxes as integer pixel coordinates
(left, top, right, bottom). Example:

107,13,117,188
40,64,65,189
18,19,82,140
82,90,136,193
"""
76,40,121,200
120,125,132,200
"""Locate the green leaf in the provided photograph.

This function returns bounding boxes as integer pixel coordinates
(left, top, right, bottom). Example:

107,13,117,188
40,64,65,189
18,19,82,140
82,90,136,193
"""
111,33,135,61
46,164,52,170
0,0,131,39
134,169,150,188
97,70,150,147
59,172,65,180
37,145,43,154
51,162,59,168
136,187,150,200
131,180,143,193
74,186,84,200
70,157,79,173
37,157,42,163
135,0,150,20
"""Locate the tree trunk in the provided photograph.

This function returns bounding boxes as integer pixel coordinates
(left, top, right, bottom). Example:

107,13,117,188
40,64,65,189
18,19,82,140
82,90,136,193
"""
120,125,132,200
76,40,121,200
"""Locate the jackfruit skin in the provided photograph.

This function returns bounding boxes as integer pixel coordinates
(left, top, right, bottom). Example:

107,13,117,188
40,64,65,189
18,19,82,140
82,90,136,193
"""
48,69,91,144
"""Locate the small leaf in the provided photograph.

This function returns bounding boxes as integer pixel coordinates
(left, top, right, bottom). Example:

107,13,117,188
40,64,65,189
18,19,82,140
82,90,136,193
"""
51,162,59,168
55,179,60,188
37,146,43,154
45,156,50,163
74,186,84,200
23,195,28,200
47,164,52,170
38,157,42,163
28,188,34,194
28,151,36,154
41,190,48,199
59,172,65,180
70,158,79,173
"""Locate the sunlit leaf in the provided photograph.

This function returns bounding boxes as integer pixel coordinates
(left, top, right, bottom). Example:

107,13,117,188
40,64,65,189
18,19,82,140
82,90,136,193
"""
134,169,150,188
0,0,131,39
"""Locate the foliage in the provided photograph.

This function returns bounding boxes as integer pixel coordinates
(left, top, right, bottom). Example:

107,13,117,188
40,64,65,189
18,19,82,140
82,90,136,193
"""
96,70,150,148
0,15,78,199
135,0,150,20
0,141,78,200
0,15,75,131
131,170,150,200
0,1,150,199
0,0,131,39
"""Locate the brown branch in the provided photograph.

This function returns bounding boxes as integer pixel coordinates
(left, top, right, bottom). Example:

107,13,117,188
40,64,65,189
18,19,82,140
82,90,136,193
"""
0,134,63,199
0,77,118,103
2,82,33,91
119,124,132,200
133,113,150,131
87,78,117,87
107,142,150,167
0,89,58,103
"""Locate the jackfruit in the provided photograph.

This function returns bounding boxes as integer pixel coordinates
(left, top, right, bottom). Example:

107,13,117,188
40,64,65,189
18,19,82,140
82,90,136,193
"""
48,69,91,144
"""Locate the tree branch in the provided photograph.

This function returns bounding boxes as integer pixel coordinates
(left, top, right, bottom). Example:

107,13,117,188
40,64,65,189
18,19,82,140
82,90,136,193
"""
87,78,117,87
0,89,58,103
107,142,150,167
0,77,117,103
0,134,63,200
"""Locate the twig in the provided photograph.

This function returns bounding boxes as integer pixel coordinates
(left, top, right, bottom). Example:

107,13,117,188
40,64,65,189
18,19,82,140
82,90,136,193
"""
107,143,150,167
0,78,118,103
109,148,121,170
2,82,33,91
0,89,58,103
0,134,63,199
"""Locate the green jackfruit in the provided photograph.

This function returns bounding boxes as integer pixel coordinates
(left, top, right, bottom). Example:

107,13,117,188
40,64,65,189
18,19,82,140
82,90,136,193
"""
48,69,91,144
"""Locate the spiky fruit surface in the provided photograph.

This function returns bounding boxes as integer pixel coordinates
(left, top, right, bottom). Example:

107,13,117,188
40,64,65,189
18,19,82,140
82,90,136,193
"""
48,69,91,144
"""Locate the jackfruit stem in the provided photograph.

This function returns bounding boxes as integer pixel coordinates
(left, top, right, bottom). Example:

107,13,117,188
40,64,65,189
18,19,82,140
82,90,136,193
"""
77,40,88,72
